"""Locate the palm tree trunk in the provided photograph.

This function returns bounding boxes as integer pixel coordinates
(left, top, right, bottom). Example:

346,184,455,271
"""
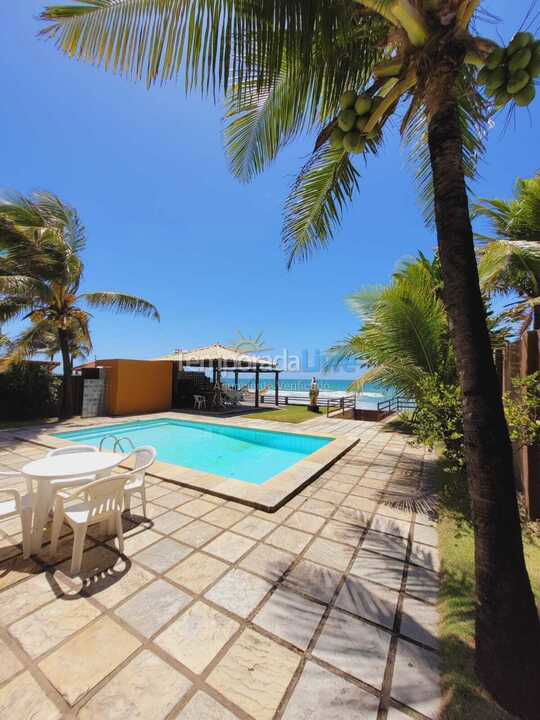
533,274,540,330
58,329,74,419
426,49,540,718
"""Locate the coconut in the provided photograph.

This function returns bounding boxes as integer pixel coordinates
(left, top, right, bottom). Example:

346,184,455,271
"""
329,128,345,149
337,109,357,132
494,88,511,108
477,67,492,85
355,115,368,132
507,70,531,95
485,67,507,93
354,94,372,116
343,131,365,154
508,32,533,55
515,83,536,107
486,47,506,70
528,55,540,77
339,90,357,110
508,47,532,73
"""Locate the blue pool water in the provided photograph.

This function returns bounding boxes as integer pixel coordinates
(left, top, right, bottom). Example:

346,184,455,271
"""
54,419,331,485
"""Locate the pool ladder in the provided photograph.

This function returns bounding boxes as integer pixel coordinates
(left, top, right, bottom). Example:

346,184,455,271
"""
98,434,136,453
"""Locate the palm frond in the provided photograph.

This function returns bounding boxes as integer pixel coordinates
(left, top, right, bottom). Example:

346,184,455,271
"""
224,65,312,182
282,145,361,268
0,320,54,370
39,0,384,96
81,292,160,320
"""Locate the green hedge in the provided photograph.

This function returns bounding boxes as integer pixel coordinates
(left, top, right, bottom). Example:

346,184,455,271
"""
0,363,60,421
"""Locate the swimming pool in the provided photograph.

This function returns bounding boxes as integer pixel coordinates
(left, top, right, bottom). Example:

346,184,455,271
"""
54,419,332,485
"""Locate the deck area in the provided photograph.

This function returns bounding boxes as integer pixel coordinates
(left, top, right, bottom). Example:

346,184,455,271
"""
0,415,441,720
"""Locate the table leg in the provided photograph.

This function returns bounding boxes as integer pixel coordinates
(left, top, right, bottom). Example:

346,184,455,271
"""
30,480,54,554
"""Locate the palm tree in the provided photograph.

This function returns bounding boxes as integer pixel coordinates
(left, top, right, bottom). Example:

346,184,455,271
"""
0,192,159,419
327,253,454,396
37,1,540,712
475,172,540,331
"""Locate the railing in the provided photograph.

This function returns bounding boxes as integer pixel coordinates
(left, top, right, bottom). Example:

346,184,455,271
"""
98,434,135,453
259,392,356,416
376,395,416,414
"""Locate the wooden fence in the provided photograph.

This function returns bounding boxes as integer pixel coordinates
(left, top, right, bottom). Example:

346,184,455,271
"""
494,329,539,520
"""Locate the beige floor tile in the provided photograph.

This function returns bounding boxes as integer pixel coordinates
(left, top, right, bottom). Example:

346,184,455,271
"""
153,491,194,509
134,538,192,573
313,609,390,690
151,511,193,535
335,576,398,629
284,511,325,534
155,601,239,674
304,537,355,572
391,640,441,718
409,542,440,572
0,637,23,683
350,550,405,592
283,559,342,605
39,616,140,706
231,515,276,540
115,579,191,637
239,544,295,583
167,552,229,593
172,519,222,548
405,564,439,605
204,532,256,563
400,595,439,650
79,649,191,719
180,499,216,518
254,505,294,523
207,628,300,720
254,587,324,650
0,556,42,591
0,671,62,720
108,528,162,555
281,660,379,720
175,691,239,720
9,596,101,659
82,557,155,608
360,531,408,562
266,526,311,554
300,498,336,518
0,572,61,626
204,507,246,529
320,519,365,548
205,568,271,618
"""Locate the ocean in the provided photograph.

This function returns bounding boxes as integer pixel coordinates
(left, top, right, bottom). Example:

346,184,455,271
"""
220,376,393,409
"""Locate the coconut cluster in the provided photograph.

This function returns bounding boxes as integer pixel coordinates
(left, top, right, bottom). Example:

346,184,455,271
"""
478,32,540,108
329,90,383,154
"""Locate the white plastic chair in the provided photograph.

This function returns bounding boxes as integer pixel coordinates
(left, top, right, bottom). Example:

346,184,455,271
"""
50,473,131,575
0,471,34,559
122,446,156,517
193,394,206,410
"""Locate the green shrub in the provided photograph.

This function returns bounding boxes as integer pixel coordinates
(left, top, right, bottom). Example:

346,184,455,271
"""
504,371,540,448
0,363,59,421
405,374,465,472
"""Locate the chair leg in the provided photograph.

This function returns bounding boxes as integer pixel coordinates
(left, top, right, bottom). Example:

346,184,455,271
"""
140,487,147,518
115,511,125,554
123,491,131,515
70,526,87,576
20,509,32,559
49,504,64,558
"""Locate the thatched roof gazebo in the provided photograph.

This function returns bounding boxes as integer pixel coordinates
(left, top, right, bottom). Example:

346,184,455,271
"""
153,343,281,407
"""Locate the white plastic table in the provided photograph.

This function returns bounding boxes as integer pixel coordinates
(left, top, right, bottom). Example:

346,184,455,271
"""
22,452,126,553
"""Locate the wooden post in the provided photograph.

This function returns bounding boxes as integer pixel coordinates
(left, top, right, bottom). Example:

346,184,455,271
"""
255,368,260,407
274,371,279,407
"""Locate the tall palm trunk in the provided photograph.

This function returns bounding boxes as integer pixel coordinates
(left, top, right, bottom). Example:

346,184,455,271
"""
425,41,540,718
534,274,540,330
58,328,74,419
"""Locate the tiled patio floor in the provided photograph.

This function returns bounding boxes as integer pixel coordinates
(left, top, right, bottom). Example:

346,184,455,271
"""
0,418,441,719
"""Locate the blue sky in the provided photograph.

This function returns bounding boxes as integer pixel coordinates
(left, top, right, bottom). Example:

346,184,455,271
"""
2,2,539,378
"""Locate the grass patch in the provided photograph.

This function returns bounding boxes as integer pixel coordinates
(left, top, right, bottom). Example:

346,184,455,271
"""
437,468,540,719
242,405,326,423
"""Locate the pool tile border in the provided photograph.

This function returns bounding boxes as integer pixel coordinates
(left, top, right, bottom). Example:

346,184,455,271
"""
12,413,358,512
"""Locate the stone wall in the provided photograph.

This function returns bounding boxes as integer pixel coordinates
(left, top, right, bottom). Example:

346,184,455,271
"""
81,370,106,418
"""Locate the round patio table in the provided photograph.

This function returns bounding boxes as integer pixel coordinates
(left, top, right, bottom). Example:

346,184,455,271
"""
22,451,126,554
